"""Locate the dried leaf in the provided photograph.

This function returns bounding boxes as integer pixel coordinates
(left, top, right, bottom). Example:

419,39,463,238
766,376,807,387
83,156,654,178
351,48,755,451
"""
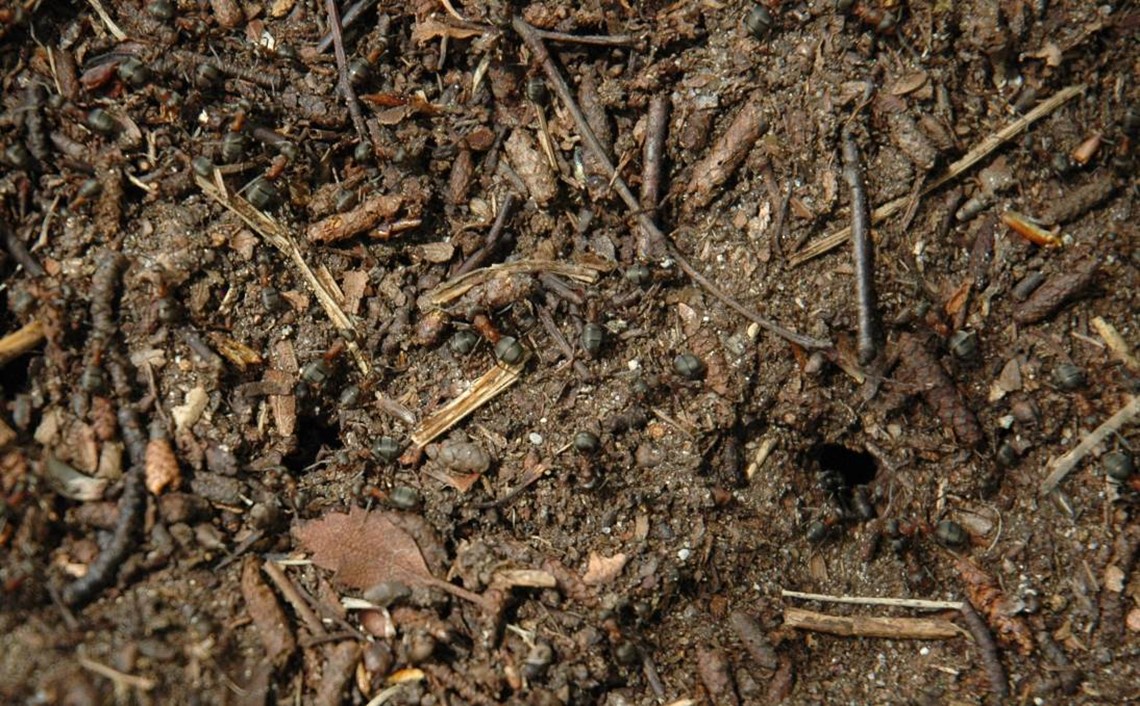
504,129,557,206
581,551,628,586
294,507,493,610
412,18,486,44
890,71,929,96
294,506,434,590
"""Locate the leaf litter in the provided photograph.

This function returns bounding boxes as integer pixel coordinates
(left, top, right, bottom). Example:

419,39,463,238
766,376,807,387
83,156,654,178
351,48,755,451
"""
293,506,493,611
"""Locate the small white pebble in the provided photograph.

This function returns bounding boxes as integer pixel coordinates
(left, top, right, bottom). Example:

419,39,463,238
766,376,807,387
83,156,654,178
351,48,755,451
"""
677,547,691,561
528,432,543,445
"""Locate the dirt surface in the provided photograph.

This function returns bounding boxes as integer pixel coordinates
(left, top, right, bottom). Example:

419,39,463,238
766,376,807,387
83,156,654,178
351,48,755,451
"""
1,1,1139,704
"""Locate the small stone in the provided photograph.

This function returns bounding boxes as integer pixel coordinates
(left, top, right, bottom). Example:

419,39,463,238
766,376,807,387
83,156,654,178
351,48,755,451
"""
1126,608,1140,633
635,442,665,467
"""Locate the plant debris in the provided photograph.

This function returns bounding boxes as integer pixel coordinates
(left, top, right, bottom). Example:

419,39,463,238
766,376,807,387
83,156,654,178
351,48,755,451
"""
294,506,491,611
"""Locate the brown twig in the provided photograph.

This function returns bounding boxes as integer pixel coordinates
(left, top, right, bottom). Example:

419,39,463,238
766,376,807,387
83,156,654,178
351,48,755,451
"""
535,305,576,362
262,559,327,637
76,650,156,691
841,126,879,364
791,84,1086,266
2,217,45,277
533,28,636,47
325,0,378,155
454,193,518,276
783,607,962,640
62,255,148,608
0,320,46,368
671,250,832,350
314,0,377,54
781,589,964,611
1040,395,1140,494
538,273,585,306
512,17,662,256
959,602,1008,698
513,17,828,350
638,94,669,260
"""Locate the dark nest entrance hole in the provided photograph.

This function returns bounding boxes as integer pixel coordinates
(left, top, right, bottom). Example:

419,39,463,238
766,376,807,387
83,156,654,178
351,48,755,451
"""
811,442,878,488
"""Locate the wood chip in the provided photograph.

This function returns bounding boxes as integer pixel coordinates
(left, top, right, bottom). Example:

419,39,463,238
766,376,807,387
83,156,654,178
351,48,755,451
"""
206,332,264,371
0,320,46,368
890,71,930,96
410,358,525,448
581,552,628,586
1091,316,1140,372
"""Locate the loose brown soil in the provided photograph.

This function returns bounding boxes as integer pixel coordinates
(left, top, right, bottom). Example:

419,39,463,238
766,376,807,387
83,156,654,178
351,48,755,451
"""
1,1,1138,704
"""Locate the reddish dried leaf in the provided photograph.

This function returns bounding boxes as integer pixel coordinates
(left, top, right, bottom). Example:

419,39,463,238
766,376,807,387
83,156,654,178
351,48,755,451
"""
293,506,434,590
